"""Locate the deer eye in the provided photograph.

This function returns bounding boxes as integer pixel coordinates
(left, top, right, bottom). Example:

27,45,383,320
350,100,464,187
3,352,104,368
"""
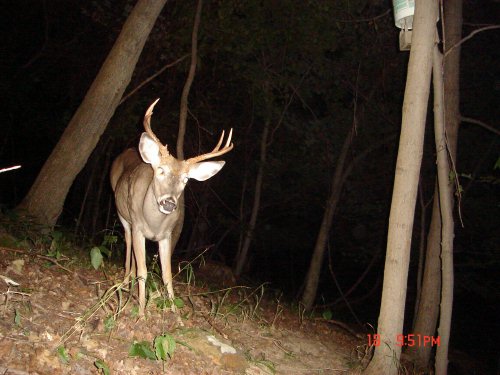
157,167,166,176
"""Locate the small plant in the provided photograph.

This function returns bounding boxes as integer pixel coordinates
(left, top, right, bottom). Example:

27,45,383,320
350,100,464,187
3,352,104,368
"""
154,334,176,361
155,296,185,311
270,294,284,328
90,234,117,270
244,352,276,374
128,333,177,362
129,341,156,360
14,308,21,326
322,309,333,320
46,231,65,259
147,257,186,313
58,280,131,347
57,345,70,364
94,359,110,375
130,305,140,318
103,315,116,332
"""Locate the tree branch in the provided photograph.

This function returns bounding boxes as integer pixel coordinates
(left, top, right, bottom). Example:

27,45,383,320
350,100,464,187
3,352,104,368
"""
119,54,190,105
444,25,500,59
177,0,203,160
460,116,500,136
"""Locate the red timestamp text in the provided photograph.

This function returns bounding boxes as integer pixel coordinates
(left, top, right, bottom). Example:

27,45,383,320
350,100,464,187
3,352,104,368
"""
367,334,440,347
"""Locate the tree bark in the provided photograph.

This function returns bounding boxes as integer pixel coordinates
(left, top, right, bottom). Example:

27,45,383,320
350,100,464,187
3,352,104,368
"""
18,0,167,226
412,181,429,328
301,131,397,310
408,0,462,369
234,116,269,277
364,1,438,374
177,0,202,161
410,183,442,366
432,45,455,375
301,128,353,309
173,0,203,250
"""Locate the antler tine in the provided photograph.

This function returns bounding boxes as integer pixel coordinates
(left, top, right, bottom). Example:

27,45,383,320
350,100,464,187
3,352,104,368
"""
210,130,225,153
187,128,234,164
143,98,162,145
222,128,233,150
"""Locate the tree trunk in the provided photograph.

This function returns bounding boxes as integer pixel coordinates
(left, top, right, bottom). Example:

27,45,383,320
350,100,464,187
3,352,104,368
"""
17,0,167,226
412,181,429,328
173,0,203,250
91,140,113,239
234,116,269,277
301,128,353,309
302,130,397,310
408,0,462,369
364,2,438,374
410,183,442,367
432,45,455,375
177,0,202,161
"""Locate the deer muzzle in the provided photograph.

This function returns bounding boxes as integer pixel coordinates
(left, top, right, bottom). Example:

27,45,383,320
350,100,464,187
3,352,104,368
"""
158,197,176,214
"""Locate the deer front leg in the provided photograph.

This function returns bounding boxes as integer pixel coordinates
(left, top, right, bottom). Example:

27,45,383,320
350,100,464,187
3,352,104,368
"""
132,229,147,316
158,237,177,313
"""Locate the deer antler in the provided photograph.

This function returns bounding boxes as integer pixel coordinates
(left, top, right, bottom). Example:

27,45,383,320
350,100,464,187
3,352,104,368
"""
186,128,234,164
144,98,170,159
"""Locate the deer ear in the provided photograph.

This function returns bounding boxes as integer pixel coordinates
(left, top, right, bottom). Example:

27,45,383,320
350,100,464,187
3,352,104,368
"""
188,161,225,181
139,133,161,166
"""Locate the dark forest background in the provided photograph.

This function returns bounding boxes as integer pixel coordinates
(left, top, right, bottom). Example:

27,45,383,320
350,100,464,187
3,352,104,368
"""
1,1,498,371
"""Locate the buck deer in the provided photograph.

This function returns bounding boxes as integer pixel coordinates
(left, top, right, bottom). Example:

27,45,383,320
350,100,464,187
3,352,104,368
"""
110,99,233,316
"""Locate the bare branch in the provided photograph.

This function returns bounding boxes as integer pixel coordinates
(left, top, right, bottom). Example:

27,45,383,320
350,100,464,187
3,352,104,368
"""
461,116,500,136
444,25,500,58
177,0,203,160
119,54,190,105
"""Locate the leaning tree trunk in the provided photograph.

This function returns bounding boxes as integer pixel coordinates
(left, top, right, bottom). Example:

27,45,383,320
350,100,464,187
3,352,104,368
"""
301,127,353,309
410,183,442,364
432,45,455,375
173,0,203,248
18,0,167,226
408,0,462,369
301,130,397,310
364,2,438,374
234,115,269,277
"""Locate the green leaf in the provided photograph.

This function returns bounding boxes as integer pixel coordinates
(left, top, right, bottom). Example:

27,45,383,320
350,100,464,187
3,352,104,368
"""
57,345,70,364
103,235,118,245
99,245,112,257
51,231,63,241
129,341,156,360
494,156,500,170
104,315,115,331
90,247,103,270
14,308,21,326
173,297,184,308
154,334,176,361
155,297,171,310
322,309,333,320
94,359,110,375
130,305,140,317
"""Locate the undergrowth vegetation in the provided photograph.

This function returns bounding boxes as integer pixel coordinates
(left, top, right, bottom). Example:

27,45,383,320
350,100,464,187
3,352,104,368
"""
0,212,327,373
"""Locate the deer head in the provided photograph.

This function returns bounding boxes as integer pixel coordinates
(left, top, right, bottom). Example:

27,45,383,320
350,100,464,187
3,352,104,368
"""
138,98,233,215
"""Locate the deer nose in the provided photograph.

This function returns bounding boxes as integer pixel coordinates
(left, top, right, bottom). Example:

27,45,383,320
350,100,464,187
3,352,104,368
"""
159,197,176,214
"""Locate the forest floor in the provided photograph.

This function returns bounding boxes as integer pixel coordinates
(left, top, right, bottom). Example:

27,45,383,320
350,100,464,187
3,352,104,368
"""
0,243,368,375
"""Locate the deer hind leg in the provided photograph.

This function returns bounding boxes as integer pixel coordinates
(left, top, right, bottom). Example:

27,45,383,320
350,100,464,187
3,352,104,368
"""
132,229,147,316
118,215,133,284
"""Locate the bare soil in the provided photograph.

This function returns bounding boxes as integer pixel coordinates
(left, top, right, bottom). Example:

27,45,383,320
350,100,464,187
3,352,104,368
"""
0,246,366,374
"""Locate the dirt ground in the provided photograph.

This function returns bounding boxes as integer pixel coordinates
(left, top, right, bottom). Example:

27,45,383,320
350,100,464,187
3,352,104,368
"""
0,246,367,375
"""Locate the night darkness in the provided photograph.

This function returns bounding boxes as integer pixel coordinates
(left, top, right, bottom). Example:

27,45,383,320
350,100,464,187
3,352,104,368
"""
1,1,499,373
